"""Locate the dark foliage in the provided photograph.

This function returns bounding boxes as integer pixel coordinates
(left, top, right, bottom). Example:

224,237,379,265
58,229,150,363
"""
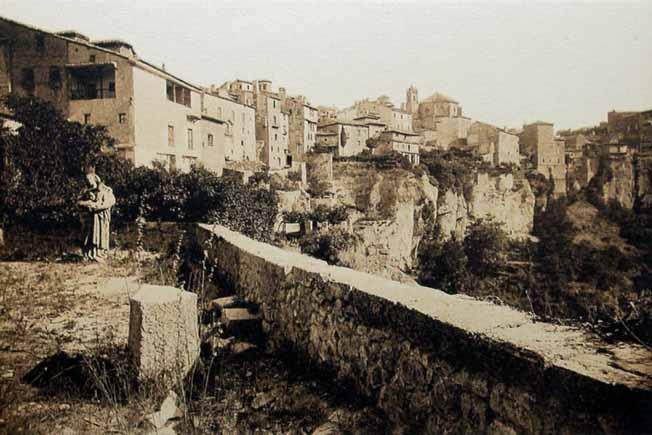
298,230,357,266
419,148,486,198
283,205,349,226
0,95,114,227
0,96,278,242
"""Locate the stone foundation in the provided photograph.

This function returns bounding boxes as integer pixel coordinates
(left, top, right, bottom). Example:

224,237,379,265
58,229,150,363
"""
196,223,652,434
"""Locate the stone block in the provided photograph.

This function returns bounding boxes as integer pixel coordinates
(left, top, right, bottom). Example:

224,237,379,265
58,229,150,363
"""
207,295,239,311
128,285,199,381
221,308,262,341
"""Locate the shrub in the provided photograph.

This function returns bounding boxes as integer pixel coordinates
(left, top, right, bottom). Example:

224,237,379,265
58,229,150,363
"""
299,230,357,265
416,223,470,294
0,96,278,242
419,148,484,198
464,219,508,277
0,95,114,228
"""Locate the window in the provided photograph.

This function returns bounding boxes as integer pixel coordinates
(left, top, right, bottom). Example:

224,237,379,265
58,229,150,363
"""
208,134,214,146
273,100,276,108
49,66,61,90
35,33,45,53
183,88,191,107
168,125,175,147
175,85,183,104
118,113,127,124
166,81,174,101
187,128,194,149
275,133,278,141
89,54,96,63
108,81,115,97
21,68,35,92
84,113,91,124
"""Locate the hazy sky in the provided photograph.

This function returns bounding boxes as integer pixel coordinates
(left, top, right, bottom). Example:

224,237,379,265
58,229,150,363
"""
3,0,651,129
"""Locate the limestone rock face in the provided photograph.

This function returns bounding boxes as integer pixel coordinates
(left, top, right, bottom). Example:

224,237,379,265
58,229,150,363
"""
330,162,535,279
128,285,199,381
601,157,635,209
637,155,652,210
468,173,535,238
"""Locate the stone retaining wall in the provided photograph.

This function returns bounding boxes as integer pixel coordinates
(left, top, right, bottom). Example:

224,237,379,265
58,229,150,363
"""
196,223,652,434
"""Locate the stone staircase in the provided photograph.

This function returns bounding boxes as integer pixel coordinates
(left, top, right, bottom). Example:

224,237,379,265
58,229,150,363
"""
202,294,263,356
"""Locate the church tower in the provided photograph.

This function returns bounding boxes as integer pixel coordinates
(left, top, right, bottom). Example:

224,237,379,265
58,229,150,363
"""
406,85,418,114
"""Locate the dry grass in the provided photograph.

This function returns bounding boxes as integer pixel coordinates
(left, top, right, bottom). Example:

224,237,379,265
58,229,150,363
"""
0,230,391,434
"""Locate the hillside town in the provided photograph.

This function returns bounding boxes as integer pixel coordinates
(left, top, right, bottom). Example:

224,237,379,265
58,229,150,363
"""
1,12,652,435
2,15,650,197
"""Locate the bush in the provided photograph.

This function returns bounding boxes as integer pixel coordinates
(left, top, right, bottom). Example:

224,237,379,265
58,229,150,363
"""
299,230,356,265
0,95,114,228
0,96,278,242
419,148,484,198
417,223,470,294
464,219,508,277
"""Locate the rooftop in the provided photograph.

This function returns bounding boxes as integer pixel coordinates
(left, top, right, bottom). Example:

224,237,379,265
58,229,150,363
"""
422,92,459,104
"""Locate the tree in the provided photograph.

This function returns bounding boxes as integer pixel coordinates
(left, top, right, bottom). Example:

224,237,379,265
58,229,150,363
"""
464,219,508,277
532,197,577,296
417,222,469,294
0,95,114,227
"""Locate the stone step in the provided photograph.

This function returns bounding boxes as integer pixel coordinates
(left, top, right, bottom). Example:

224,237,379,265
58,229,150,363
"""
207,295,240,311
220,308,263,342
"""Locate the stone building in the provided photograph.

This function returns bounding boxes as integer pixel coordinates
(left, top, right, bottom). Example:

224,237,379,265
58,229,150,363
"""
353,114,386,138
467,121,520,166
520,121,566,195
414,92,463,130
251,80,289,169
373,129,421,165
202,91,256,162
338,95,412,132
284,95,318,162
316,121,370,157
216,78,293,169
0,16,224,174
408,88,472,150
608,110,641,146
317,105,337,125
217,79,255,107
564,133,589,152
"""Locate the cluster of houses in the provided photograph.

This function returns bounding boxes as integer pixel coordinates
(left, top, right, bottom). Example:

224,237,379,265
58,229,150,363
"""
0,15,648,198
558,109,652,194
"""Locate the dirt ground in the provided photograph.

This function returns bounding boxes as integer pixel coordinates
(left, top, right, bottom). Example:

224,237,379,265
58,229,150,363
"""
0,251,390,434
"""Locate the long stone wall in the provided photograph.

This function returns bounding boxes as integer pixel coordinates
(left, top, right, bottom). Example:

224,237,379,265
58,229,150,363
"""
196,224,652,434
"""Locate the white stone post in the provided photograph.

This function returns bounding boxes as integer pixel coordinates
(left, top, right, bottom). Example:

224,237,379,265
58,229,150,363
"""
128,285,199,381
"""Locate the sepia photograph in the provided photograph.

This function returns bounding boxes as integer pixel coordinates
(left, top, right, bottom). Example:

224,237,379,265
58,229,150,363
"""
0,0,651,433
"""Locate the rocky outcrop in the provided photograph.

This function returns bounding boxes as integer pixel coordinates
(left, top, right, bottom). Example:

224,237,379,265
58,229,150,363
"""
635,154,652,210
600,156,636,209
328,163,534,279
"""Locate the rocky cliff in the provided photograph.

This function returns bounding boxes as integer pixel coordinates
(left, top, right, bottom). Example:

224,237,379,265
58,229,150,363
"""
597,156,636,209
329,162,535,280
635,154,652,210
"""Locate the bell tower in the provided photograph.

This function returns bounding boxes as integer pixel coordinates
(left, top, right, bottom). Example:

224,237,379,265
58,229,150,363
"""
406,85,418,114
